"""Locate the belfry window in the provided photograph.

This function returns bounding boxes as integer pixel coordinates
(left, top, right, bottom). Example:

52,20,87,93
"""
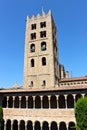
40,21,46,28
31,81,33,87
42,57,46,66
31,24,36,30
43,80,46,86
30,44,35,52
31,33,36,40
40,31,46,38
41,42,46,51
31,59,34,67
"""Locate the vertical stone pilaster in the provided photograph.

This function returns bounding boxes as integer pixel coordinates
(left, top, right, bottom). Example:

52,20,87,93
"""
26,96,28,109
33,96,35,109
64,95,67,109
7,96,9,108
19,96,21,108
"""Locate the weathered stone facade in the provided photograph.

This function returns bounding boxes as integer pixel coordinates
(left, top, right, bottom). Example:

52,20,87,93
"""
0,10,87,130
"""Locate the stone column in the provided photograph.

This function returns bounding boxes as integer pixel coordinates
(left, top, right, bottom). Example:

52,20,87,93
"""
41,96,43,109
19,96,21,108
73,94,76,104
7,96,9,108
56,95,59,108
26,96,28,109
4,121,6,130
13,96,15,108
64,95,67,109
48,96,51,109
11,121,13,130
18,121,20,130
33,96,35,109
25,121,27,130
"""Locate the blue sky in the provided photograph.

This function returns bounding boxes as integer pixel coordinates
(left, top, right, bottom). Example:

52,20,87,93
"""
0,0,87,88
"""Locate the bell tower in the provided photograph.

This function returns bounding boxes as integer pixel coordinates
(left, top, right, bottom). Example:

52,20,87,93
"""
24,10,60,89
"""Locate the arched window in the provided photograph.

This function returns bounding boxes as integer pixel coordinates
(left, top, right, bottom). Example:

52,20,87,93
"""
30,44,35,52
41,42,46,51
42,57,46,66
31,59,34,67
42,80,46,86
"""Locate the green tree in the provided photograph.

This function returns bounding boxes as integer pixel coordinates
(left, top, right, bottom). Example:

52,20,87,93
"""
0,106,3,130
75,97,87,130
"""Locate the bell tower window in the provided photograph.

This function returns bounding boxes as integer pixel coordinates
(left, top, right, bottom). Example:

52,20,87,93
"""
40,21,46,28
31,59,34,67
40,31,46,38
30,44,35,52
31,33,36,40
41,42,46,51
42,57,46,66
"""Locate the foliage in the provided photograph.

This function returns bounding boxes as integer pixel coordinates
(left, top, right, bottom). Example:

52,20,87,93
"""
75,97,87,130
0,106,3,129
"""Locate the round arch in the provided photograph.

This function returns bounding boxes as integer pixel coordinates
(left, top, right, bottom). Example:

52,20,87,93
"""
28,96,33,108
34,121,41,130
42,121,49,130
2,96,7,108
43,96,49,108
59,122,67,130
59,95,66,108
20,120,25,130
67,94,74,108
35,96,41,108
75,94,82,102
51,121,58,130
8,96,13,108
14,96,19,108
6,119,11,130
68,122,76,130
13,120,18,130
27,120,33,130
50,95,57,108
21,96,26,108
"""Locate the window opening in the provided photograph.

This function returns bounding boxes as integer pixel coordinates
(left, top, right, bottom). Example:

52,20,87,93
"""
30,44,35,52
31,24,36,30
42,57,46,66
40,31,46,38
31,59,34,67
40,22,46,28
31,33,36,40
41,42,46,51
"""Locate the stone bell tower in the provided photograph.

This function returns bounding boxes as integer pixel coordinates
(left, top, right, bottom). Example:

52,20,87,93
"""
24,10,60,89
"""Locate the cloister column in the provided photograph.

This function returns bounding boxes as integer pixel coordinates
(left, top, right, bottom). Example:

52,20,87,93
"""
49,123,51,130
48,96,51,109
41,96,43,109
64,95,67,109
13,96,15,108
19,96,21,108
82,94,85,98
57,124,59,130
33,96,35,109
26,96,28,109
18,121,20,130
11,120,13,130
4,121,6,130
25,121,27,130
73,94,76,104
56,96,58,108
7,96,9,108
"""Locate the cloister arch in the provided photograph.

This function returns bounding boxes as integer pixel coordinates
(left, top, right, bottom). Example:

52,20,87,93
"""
51,121,58,130
8,96,13,108
14,96,19,108
50,95,57,108
28,96,33,108
42,121,49,130
68,122,76,130
21,96,26,108
59,95,66,108
20,120,25,130
27,121,33,130
43,96,49,108
6,119,11,130
35,96,41,108
13,120,18,130
2,96,7,108
67,95,74,108
34,121,41,130
75,94,82,102
59,122,67,130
